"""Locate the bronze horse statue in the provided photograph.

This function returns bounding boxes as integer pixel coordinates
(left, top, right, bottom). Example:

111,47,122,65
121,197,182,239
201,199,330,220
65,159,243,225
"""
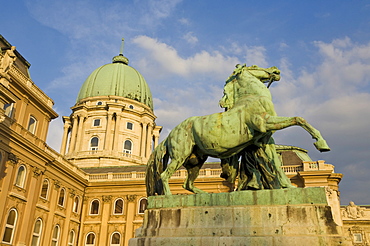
146,64,330,196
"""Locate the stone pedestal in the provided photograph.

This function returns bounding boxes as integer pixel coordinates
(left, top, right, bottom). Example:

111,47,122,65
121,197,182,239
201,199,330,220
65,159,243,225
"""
129,188,350,246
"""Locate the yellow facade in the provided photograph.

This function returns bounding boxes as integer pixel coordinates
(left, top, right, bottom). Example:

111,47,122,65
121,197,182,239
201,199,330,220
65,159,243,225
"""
0,35,369,246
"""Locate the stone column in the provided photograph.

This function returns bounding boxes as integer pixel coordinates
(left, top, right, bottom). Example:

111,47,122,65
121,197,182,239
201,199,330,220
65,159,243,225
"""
105,113,114,151
78,196,89,246
75,115,86,152
43,180,62,244
17,167,42,245
98,195,112,245
60,123,70,155
152,126,162,149
146,124,153,158
68,116,78,153
0,156,17,215
140,123,147,157
18,97,28,125
153,134,160,149
113,113,122,152
40,115,49,141
124,195,137,246
60,189,74,246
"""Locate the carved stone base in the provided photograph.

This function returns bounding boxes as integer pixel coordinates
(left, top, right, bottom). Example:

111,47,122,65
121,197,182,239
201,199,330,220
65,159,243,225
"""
129,188,350,246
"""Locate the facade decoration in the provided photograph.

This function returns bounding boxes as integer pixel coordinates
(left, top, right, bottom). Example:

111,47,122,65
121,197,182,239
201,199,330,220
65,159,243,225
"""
343,201,366,219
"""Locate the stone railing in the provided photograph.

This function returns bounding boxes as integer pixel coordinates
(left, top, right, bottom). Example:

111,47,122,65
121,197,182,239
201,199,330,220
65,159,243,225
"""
281,165,303,173
66,150,143,162
88,168,223,182
282,160,334,174
88,161,335,182
8,65,54,108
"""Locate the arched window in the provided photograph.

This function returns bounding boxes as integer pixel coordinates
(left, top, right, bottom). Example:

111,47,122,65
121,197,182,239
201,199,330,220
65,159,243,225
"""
127,122,133,130
85,232,96,246
73,196,80,213
138,197,148,214
15,165,27,188
123,140,132,154
110,232,121,246
28,115,37,134
90,137,99,151
58,188,65,207
40,179,49,199
51,225,60,246
113,198,124,215
1,208,18,244
90,199,100,215
31,218,42,246
68,230,75,246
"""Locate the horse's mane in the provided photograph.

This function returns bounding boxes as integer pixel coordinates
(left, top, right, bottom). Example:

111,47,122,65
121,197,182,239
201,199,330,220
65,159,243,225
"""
225,64,247,84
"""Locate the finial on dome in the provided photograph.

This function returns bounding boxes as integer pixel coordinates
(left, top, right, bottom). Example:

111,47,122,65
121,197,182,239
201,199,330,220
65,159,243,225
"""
120,38,124,55
113,37,129,65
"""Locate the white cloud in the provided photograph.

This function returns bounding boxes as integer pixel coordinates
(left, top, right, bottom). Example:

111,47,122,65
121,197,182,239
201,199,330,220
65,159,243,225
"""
183,32,198,45
178,18,190,25
154,85,224,141
244,46,268,67
132,35,239,80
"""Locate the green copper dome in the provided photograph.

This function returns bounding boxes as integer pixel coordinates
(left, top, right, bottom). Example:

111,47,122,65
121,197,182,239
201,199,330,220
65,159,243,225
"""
76,54,153,110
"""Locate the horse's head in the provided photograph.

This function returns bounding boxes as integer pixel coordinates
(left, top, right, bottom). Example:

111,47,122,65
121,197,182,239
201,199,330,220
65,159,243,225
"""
228,64,281,87
245,65,281,85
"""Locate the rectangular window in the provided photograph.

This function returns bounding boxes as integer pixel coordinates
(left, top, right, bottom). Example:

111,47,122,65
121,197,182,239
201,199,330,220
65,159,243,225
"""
3,103,14,118
93,119,100,126
353,233,363,243
127,122,133,130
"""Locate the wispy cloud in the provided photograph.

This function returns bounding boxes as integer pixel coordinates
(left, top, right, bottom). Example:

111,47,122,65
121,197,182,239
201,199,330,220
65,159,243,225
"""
183,32,198,45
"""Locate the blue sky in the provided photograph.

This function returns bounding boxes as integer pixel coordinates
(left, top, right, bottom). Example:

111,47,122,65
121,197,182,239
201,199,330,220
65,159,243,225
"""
2,0,370,204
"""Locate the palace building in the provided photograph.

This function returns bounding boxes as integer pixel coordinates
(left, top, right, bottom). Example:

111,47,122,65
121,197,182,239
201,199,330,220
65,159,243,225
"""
0,35,369,246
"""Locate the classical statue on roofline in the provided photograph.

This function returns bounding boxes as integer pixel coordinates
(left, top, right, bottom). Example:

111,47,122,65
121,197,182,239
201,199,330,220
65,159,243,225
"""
145,64,330,196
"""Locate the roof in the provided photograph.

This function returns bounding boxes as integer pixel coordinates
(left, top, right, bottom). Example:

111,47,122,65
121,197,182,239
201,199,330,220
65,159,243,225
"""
76,54,153,110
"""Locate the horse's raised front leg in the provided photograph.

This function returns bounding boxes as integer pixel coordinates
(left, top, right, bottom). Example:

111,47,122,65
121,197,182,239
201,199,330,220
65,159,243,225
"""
265,116,330,152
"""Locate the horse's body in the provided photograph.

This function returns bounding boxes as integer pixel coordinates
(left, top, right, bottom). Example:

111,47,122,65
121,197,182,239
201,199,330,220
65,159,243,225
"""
146,64,330,196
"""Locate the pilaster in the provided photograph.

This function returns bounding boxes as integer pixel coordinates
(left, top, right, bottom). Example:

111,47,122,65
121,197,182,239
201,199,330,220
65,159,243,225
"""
68,116,79,154
140,123,147,158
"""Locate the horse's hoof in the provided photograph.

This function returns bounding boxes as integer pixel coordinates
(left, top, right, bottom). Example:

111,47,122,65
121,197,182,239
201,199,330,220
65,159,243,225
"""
193,188,208,194
314,139,331,152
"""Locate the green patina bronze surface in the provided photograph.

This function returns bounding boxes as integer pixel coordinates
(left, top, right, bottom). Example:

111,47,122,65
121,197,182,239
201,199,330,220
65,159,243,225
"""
146,64,330,196
148,187,328,209
76,52,153,109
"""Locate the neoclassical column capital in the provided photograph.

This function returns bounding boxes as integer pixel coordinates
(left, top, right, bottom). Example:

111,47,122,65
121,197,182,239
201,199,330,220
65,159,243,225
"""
32,166,44,178
53,180,61,190
5,153,18,166
102,195,112,203
126,194,137,202
69,188,76,198
63,124,71,130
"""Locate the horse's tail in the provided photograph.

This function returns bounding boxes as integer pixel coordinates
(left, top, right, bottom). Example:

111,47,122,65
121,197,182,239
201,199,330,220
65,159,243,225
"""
145,140,168,196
